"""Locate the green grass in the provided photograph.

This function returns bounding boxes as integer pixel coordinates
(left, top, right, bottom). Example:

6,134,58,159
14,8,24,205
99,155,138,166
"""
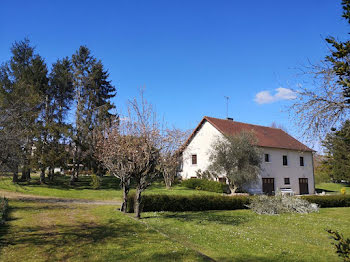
316,182,350,194
0,200,207,262
142,208,350,261
0,175,220,201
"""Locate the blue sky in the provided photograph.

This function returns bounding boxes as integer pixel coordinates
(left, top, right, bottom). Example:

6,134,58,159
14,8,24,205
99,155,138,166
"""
0,0,348,145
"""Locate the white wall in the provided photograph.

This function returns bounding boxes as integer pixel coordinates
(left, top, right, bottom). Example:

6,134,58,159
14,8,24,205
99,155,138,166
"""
180,120,315,195
259,148,314,195
180,121,223,179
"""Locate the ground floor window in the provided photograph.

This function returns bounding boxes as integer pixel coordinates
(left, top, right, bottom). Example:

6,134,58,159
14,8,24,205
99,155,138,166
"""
284,177,290,185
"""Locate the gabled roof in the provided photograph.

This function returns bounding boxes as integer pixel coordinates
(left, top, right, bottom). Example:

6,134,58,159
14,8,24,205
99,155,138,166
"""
183,116,313,152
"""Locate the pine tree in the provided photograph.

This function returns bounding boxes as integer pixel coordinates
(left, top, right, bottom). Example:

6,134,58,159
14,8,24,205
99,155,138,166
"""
322,120,350,182
71,46,116,183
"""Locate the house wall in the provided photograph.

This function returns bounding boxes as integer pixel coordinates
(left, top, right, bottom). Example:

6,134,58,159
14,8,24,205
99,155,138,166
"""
180,120,315,195
180,121,223,179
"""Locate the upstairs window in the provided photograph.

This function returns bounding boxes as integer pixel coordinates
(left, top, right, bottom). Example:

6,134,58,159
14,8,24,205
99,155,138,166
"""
191,154,197,165
265,154,270,162
284,178,290,185
300,156,304,166
283,155,288,166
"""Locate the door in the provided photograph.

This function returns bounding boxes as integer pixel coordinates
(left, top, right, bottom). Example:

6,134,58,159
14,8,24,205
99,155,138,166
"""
262,178,274,195
299,178,309,195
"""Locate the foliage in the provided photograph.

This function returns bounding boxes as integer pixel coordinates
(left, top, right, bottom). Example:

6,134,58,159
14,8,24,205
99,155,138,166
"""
90,173,102,189
71,46,116,183
208,132,261,193
126,193,250,212
322,120,350,182
0,197,8,224
248,193,318,215
327,229,350,261
302,194,350,208
314,154,332,184
181,178,228,193
342,187,347,195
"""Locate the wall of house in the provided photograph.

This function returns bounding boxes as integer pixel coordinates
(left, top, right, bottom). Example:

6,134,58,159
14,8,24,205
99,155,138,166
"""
258,148,315,195
180,120,223,179
180,121,315,195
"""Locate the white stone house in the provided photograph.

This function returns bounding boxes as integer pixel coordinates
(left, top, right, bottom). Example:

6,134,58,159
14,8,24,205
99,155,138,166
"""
179,116,315,195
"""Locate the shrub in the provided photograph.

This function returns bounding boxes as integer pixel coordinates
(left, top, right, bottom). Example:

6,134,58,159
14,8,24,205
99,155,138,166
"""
0,197,8,224
90,174,101,189
327,230,350,262
341,187,347,195
126,193,250,213
248,193,319,215
302,195,350,208
181,178,229,193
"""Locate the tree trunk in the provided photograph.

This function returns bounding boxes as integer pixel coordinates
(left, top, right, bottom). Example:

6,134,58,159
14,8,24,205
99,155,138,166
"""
40,168,45,184
12,166,19,183
120,183,130,213
134,187,142,219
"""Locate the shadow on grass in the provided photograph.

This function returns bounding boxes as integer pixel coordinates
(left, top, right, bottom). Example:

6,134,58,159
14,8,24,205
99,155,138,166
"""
218,254,308,262
144,210,253,226
0,203,208,261
2,175,122,191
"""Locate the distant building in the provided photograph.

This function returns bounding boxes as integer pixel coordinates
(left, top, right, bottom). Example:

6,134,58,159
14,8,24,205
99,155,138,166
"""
179,116,315,195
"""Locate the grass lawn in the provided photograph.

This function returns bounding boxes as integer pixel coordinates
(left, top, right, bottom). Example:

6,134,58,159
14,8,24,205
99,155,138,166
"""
316,182,350,194
0,175,220,201
142,208,350,262
0,200,207,262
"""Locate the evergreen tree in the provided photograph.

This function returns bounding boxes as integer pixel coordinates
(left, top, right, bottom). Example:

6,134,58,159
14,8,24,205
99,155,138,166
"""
71,46,116,183
322,120,350,182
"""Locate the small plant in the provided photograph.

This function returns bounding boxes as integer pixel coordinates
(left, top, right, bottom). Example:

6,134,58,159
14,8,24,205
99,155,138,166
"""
90,174,101,189
327,230,350,261
341,187,347,195
248,193,319,215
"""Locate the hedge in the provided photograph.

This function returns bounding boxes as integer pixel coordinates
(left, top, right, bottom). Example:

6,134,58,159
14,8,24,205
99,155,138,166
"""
0,197,8,224
181,178,229,193
302,195,350,208
126,193,250,212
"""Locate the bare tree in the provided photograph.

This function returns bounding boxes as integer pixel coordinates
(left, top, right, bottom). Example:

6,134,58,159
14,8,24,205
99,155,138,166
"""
289,62,350,141
97,90,161,218
159,128,189,189
208,132,262,193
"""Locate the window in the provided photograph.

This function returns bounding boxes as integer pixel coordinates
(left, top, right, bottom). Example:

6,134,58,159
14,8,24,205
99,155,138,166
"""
265,154,270,162
300,156,304,166
191,154,197,165
284,178,290,185
283,155,288,166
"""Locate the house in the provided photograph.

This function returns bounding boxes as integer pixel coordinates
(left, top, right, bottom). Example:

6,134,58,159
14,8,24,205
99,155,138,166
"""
179,116,315,195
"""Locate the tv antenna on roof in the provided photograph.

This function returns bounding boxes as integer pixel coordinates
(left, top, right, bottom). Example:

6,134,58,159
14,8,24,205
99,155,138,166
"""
224,96,230,118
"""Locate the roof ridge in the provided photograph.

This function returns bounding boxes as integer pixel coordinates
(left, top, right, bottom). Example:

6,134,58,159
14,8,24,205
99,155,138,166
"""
204,116,283,131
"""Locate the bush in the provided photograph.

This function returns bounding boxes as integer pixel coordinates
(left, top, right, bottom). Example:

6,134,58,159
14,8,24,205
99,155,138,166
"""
0,197,8,224
248,193,319,215
302,195,350,208
181,178,229,193
341,187,347,195
126,193,250,213
90,174,101,189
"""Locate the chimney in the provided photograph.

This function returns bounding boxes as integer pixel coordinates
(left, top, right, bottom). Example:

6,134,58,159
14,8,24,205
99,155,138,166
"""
226,117,234,121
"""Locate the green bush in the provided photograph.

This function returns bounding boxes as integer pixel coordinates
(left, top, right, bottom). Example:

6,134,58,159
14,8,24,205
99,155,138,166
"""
90,174,102,189
126,193,250,213
181,178,229,193
0,197,8,224
302,195,350,208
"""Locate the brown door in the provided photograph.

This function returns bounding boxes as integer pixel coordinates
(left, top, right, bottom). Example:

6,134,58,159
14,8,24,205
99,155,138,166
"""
262,178,274,195
299,178,309,195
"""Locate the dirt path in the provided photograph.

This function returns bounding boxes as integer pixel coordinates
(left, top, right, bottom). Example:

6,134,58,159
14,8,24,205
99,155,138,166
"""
0,190,122,205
